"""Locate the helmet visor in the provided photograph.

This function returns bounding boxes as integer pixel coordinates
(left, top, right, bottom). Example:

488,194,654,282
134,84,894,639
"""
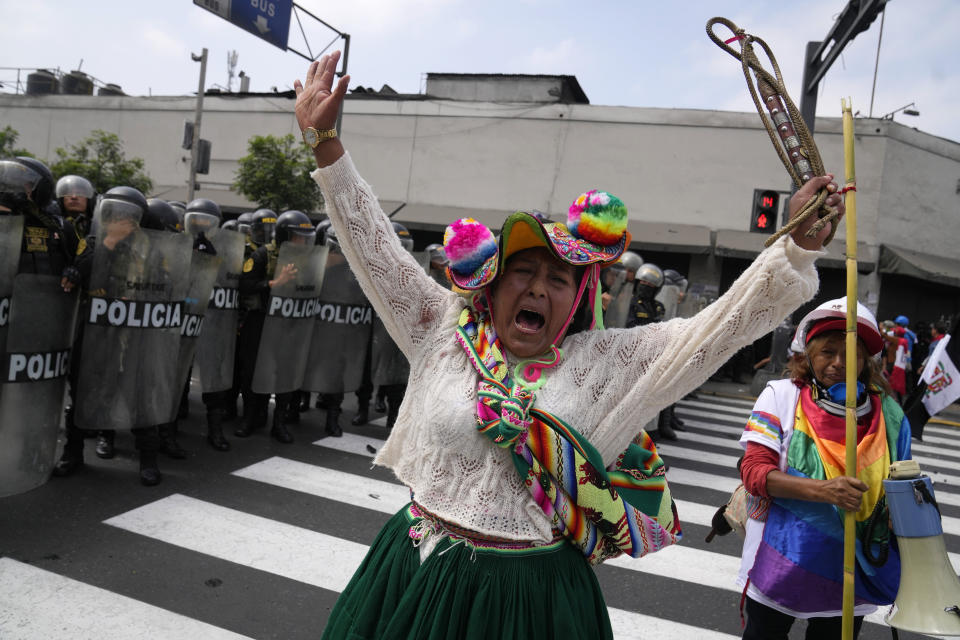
253,221,275,245
185,211,219,236
0,160,41,198
55,175,95,199
98,198,143,226
288,228,316,245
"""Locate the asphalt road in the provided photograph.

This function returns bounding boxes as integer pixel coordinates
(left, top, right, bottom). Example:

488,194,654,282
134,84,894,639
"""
1,388,957,639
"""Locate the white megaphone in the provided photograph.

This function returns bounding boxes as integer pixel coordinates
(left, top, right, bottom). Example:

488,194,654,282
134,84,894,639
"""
884,460,960,635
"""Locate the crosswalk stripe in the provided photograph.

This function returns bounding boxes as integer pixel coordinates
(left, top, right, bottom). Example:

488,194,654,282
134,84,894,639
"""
233,456,410,515
674,415,960,477
102,493,735,640
679,399,753,418
672,412,960,490
105,494,370,593
0,557,253,640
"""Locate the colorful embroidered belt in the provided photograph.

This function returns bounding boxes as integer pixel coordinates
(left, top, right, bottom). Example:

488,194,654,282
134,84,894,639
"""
407,502,565,552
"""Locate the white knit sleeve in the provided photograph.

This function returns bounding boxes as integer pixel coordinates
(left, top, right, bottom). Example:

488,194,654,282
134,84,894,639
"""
311,153,457,357
584,234,822,458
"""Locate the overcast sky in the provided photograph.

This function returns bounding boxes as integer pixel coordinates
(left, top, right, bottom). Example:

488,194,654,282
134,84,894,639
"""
2,0,958,142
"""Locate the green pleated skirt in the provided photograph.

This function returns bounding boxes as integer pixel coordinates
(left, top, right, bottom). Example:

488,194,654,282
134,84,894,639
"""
321,503,613,640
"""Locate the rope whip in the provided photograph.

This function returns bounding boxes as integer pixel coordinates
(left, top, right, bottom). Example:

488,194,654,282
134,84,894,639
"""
706,17,840,247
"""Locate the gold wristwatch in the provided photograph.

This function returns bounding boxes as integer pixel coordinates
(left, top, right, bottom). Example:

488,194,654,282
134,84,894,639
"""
302,126,337,148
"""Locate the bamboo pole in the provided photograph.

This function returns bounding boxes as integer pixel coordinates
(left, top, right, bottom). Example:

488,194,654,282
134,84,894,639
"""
841,97,858,640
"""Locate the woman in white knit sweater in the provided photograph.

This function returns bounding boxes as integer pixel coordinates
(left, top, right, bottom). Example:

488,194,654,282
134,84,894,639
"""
295,52,845,640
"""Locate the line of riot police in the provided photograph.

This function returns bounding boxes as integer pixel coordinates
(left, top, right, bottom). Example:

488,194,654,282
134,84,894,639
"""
0,154,439,493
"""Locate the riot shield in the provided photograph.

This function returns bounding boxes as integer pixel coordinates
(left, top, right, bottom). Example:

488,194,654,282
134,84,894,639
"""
371,316,409,387
165,249,221,421
75,228,192,430
0,216,24,370
252,243,328,394
195,229,245,393
0,274,78,497
604,271,634,329
302,248,373,393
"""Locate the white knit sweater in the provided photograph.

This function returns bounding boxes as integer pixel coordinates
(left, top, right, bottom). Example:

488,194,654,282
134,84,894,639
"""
313,153,822,544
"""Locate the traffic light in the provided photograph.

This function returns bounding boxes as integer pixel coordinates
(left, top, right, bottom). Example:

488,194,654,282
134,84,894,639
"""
750,189,779,233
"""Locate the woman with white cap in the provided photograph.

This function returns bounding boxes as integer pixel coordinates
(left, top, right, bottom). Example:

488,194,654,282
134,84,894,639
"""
294,52,847,640
736,298,912,639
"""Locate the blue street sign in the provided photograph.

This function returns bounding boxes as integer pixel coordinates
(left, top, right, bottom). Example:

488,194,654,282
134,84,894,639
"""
194,0,292,51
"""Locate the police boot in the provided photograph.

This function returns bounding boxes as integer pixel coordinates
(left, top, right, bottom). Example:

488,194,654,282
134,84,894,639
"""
96,430,116,459
159,423,188,459
54,439,85,477
655,409,678,441
351,405,369,426
385,400,400,430
374,391,386,414
270,406,294,444
325,408,343,438
206,411,230,452
298,391,311,412
139,450,163,487
235,395,266,437
663,404,685,432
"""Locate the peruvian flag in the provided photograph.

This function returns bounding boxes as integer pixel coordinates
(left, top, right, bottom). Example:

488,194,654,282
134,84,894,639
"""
905,316,960,439
920,336,960,416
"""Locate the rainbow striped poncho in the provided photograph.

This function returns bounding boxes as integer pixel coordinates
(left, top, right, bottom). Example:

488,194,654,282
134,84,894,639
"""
740,380,911,615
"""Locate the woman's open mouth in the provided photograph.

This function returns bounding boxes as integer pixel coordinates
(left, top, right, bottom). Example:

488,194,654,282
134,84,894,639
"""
514,308,546,334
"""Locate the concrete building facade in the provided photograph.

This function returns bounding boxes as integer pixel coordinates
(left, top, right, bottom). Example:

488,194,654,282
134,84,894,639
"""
2,75,958,325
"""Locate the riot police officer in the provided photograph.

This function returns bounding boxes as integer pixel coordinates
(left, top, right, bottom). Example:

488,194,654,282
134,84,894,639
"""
0,158,82,494
237,212,253,239
250,209,276,247
167,201,187,232
55,174,96,240
625,262,665,329
1,157,81,287
56,185,173,485
237,209,314,443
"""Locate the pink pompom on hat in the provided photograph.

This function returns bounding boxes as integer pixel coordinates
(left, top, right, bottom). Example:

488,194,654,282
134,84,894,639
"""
442,190,631,292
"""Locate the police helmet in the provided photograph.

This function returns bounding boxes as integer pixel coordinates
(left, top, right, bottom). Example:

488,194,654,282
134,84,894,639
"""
221,219,239,232
663,268,688,293
314,219,337,247
392,221,414,252
635,263,664,289
55,175,96,215
275,210,316,246
147,198,182,233
99,186,148,227
425,242,448,266
620,251,643,274
184,198,222,237
0,157,54,213
237,212,253,238
251,208,277,245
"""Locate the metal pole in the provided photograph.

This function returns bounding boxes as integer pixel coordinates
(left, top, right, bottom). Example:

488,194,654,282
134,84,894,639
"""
188,47,208,202
334,34,351,136
840,97,859,640
799,41,822,136
868,8,886,118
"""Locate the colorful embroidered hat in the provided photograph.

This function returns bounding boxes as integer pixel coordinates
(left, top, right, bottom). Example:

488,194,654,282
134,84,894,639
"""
444,189,631,291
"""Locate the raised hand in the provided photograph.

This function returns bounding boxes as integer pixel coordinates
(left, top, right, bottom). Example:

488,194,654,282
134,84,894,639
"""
788,174,845,251
294,51,350,167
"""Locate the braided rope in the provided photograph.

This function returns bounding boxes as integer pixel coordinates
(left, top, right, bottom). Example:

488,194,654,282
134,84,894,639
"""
707,17,839,247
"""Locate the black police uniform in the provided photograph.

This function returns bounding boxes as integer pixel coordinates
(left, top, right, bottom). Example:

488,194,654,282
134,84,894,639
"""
236,241,295,442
